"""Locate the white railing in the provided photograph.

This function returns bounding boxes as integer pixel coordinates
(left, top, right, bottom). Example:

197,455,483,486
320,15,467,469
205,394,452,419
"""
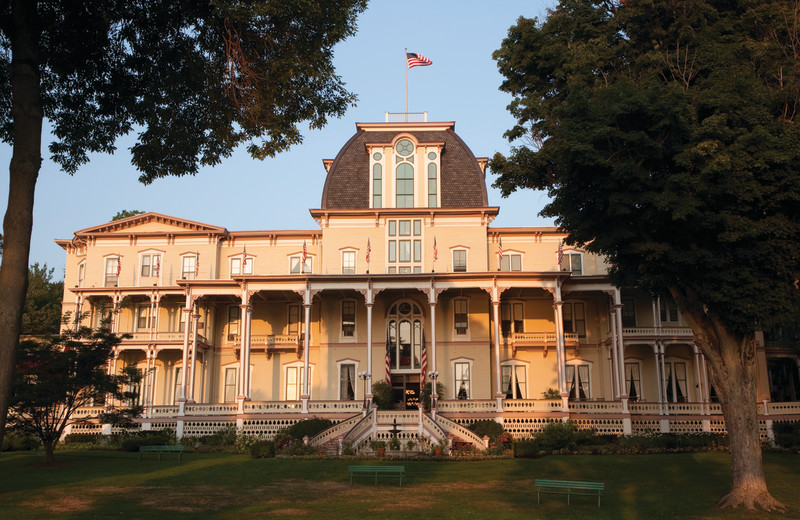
243,401,303,413
123,332,205,343
437,399,497,412
661,327,693,336
506,332,579,345
385,111,427,122
435,415,487,450
376,410,421,425
767,402,800,415
183,403,238,416
308,401,363,413
151,405,179,418
73,406,105,418
250,334,301,348
569,401,624,413
421,413,447,443
629,402,663,414
502,399,563,412
621,327,692,337
309,413,362,448
342,411,375,446
622,327,656,336
665,402,707,415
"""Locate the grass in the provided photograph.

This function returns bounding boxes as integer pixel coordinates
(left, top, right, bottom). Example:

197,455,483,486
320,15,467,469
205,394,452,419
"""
0,450,798,519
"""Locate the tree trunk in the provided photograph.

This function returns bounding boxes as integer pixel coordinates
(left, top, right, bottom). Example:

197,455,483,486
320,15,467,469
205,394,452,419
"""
0,1,43,448
676,289,786,511
711,332,785,511
43,439,55,465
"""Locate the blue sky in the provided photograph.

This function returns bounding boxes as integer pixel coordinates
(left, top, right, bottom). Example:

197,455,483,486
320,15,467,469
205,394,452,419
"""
0,0,556,279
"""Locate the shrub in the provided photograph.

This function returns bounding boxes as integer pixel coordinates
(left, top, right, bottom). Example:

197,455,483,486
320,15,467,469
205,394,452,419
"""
119,431,173,452
2,431,41,451
536,421,579,452
371,381,393,410
63,433,101,444
285,418,333,440
468,420,505,442
249,440,276,458
774,421,800,449
513,438,540,458
420,382,445,410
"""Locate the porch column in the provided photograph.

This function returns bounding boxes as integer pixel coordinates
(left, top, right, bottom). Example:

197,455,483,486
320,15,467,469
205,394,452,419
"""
302,285,312,413
148,348,159,410
366,301,374,405
188,310,200,403
199,352,207,403
692,344,704,407
491,287,503,411
112,294,121,334
613,289,627,401
652,342,663,409
152,293,161,342
238,286,252,411
178,291,193,412
73,295,83,331
427,279,439,408
244,303,253,400
553,285,568,412
608,304,620,399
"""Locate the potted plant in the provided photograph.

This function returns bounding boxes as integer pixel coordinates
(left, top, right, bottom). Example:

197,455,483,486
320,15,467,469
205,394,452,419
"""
405,439,417,451
388,437,401,451
370,439,386,456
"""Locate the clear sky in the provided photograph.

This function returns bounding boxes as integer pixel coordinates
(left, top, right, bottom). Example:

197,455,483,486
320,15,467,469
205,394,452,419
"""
0,0,557,280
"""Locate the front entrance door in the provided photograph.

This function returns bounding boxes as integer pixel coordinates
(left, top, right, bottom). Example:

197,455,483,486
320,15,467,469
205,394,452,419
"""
390,374,420,410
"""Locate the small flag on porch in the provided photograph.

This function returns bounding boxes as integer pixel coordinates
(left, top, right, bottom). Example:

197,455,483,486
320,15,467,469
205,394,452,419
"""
366,238,371,264
433,237,438,262
385,333,392,384
154,256,160,277
302,240,308,268
116,256,121,276
243,245,248,268
406,52,432,68
420,329,427,391
498,238,503,261
195,252,200,277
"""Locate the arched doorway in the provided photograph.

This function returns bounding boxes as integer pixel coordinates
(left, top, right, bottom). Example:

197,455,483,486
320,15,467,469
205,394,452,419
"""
386,300,424,409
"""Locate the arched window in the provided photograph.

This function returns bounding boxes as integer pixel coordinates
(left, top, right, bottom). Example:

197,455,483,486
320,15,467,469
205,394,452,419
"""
387,301,423,371
396,163,414,208
427,162,437,207
373,162,382,208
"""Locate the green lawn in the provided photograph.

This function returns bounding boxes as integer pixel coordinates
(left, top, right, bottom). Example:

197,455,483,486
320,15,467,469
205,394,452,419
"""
1,450,798,519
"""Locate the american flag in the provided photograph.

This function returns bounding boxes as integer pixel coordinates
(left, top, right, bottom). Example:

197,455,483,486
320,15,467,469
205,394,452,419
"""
302,240,308,270
195,252,200,277
406,52,432,68
498,238,503,261
366,238,371,264
385,332,392,384
420,329,427,391
557,241,563,269
154,256,160,277
242,245,248,268
116,256,121,276
433,237,438,262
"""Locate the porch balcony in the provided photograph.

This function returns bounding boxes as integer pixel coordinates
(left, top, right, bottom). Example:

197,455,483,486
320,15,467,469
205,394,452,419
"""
232,334,303,359
505,331,579,356
621,326,694,341
120,331,210,346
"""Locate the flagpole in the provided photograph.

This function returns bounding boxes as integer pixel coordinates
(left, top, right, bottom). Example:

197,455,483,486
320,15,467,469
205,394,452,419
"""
404,48,408,121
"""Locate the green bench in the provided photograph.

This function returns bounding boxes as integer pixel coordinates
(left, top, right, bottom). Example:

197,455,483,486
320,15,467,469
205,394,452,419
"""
349,465,405,486
535,479,604,507
138,445,185,461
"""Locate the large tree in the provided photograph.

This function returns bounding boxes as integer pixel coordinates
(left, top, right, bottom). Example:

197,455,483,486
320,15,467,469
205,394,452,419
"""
20,263,62,336
491,0,800,510
0,0,367,447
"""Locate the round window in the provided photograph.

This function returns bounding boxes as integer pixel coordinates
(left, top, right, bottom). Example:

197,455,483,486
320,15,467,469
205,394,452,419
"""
398,302,412,315
395,139,414,157
373,152,382,161
428,152,437,160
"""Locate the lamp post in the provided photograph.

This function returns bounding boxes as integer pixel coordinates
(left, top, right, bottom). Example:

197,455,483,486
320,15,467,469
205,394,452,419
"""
428,370,440,410
358,371,370,410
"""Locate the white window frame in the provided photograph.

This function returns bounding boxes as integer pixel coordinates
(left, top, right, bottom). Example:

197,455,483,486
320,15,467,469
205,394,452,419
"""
341,249,356,274
340,299,357,341
181,254,197,280
560,251,583,275
663,359,690,403
563,301,586,338
501,360,529,399
136,304,152,331
499,251,523,272
222,365,237,403
386,219,423,274
624,361,643,402
336,360,359,401
659,296,680,323
139,252,162,279
451,358,473,400
452,248,468,272
77,261,86,288
565,360,592,400
453,298,470,339
289,255,312,274
104,256,120,287
284,362,313,400
173,366,183,405
500,301,525,336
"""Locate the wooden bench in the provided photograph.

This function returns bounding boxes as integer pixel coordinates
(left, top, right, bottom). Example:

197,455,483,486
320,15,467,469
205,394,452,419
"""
138,445,185,461
349,465,405,486
535,479,604,507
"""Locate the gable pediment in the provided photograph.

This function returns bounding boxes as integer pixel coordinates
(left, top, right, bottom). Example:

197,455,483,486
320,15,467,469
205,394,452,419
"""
74,212,227,236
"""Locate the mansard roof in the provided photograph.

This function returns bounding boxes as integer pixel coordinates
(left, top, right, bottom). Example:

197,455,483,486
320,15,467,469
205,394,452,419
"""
320,122,489,209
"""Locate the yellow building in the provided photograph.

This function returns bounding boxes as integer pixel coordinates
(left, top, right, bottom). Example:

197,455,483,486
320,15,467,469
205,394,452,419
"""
58,115,799,446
